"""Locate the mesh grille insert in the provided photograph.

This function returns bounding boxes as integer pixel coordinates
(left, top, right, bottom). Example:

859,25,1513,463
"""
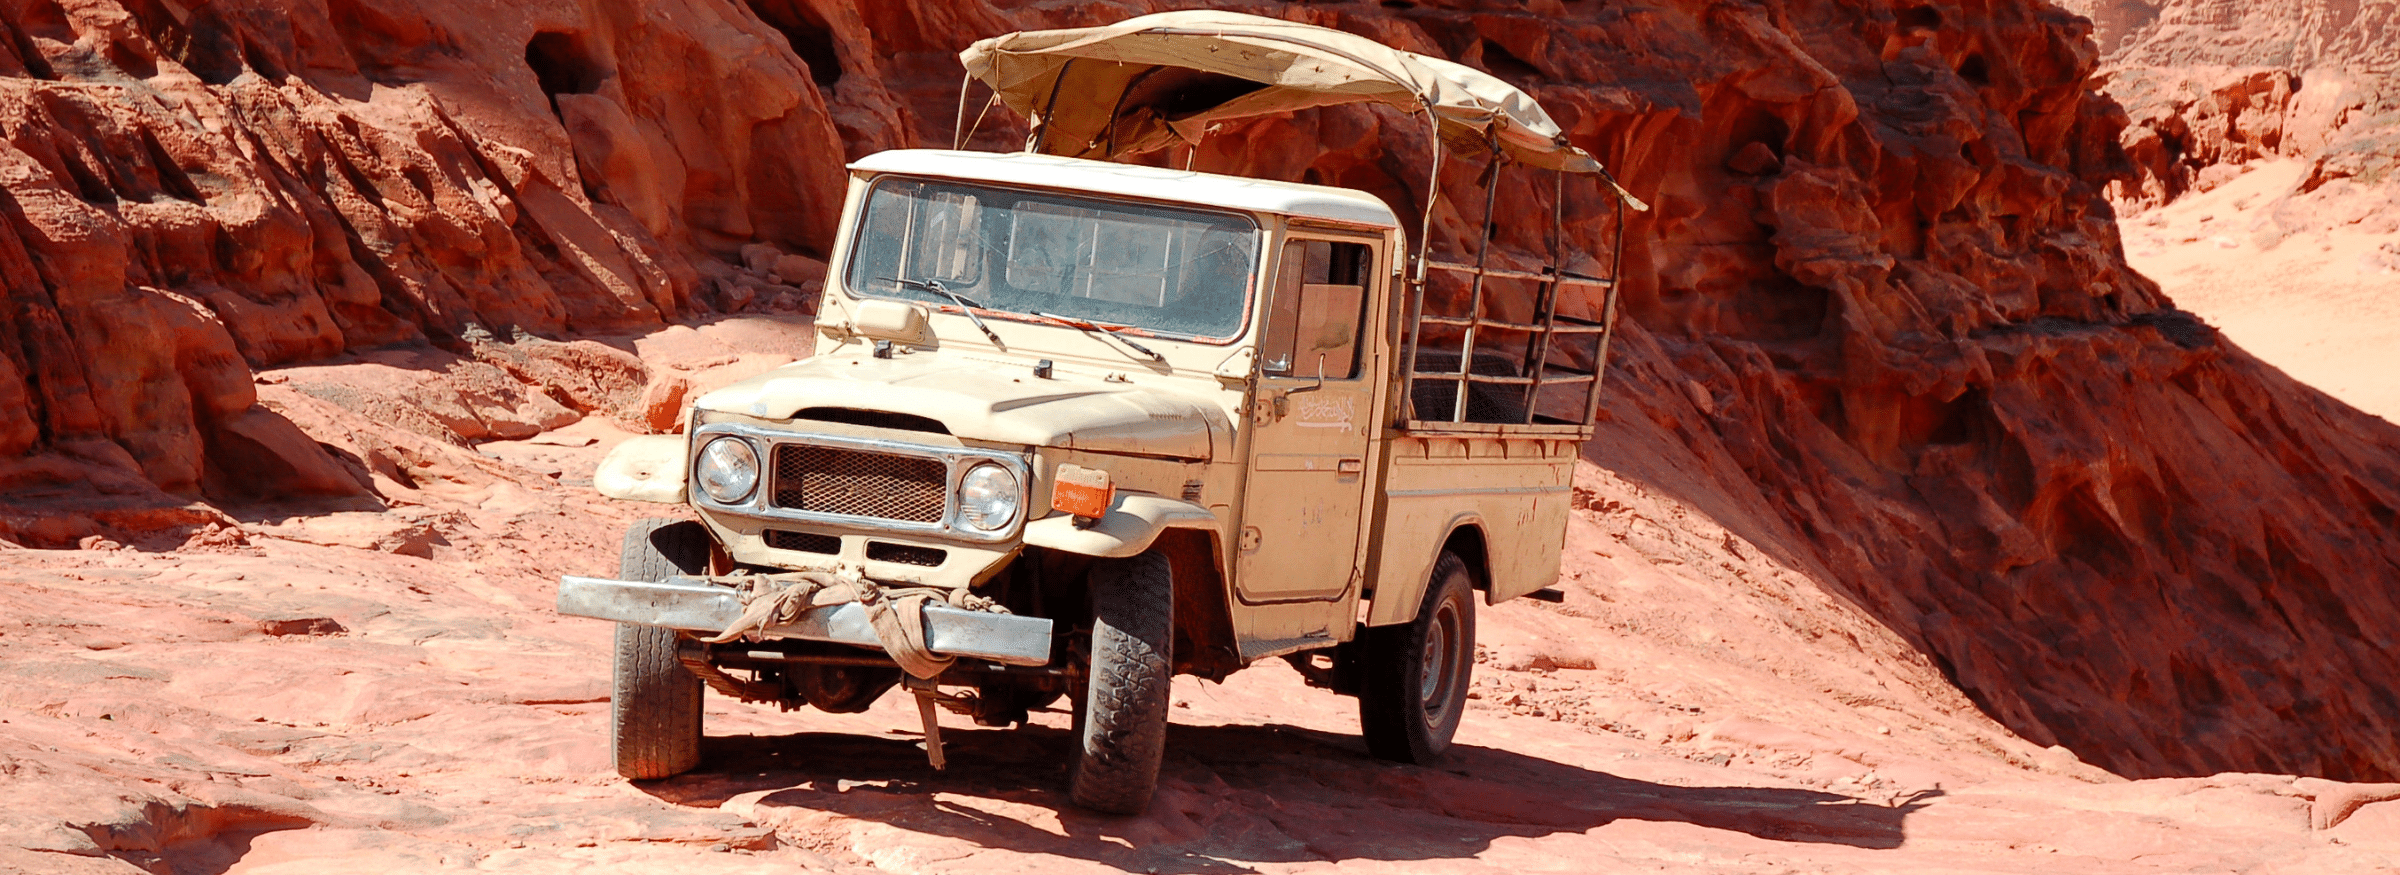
865,541,946,567
771,444,947,523
763,529,841,554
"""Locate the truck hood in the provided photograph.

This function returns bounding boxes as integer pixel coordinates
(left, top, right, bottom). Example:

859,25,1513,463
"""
693,354,1227,460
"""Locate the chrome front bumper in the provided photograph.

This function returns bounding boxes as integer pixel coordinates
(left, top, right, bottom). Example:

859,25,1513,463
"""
556,575,1055,666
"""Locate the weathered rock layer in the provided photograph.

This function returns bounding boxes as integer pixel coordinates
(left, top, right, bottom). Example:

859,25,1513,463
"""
0,0,843,503
0,0,2395,785
2054,0,2400,230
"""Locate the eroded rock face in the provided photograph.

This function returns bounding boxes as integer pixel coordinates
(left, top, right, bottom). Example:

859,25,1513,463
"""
1034,1,2400,781
0,0,842,499
908,0,2400,783
0,0,2393,786
2053,0,2400,229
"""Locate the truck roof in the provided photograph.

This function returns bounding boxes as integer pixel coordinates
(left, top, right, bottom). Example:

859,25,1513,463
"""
848,149,1401,230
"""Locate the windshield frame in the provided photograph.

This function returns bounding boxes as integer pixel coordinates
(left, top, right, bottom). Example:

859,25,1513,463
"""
840,173,1265,346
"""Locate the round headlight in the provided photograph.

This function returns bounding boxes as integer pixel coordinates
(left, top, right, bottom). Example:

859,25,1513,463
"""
956,463,1021,532
694,436,760,503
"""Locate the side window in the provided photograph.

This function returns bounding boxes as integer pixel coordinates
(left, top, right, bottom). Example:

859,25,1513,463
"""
1262,239,1372,378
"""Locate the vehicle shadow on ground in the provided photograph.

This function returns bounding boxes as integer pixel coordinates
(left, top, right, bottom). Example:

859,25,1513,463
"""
637,720,1937,873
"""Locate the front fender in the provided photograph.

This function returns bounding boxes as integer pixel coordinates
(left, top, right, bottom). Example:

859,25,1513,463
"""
1022,494,1218,558
594,435,688,503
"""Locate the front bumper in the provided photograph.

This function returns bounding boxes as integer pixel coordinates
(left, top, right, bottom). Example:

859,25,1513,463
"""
557,575,1055,666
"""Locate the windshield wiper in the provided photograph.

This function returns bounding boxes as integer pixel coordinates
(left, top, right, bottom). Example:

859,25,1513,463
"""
1030,311,1165,362
879,277,1005,347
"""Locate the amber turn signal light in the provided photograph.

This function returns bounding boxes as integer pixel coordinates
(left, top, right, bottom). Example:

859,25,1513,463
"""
1051,464,1114,521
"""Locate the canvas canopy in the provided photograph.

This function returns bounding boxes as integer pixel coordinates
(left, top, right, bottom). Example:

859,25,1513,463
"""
957,11,1625,185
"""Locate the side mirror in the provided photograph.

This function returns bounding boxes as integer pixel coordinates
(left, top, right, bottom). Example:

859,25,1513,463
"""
853,299,934,346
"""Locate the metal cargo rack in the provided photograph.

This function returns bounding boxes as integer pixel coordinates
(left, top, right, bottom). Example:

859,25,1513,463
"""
1397,151,1630,437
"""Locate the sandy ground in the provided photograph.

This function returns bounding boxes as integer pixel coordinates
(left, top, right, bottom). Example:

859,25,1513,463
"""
3,316,2399,874
2119,159,2400,424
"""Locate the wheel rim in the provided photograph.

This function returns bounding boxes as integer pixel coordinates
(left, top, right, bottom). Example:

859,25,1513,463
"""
1420,597,1463,727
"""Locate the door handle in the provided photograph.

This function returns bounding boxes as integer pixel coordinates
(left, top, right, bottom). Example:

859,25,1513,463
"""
1338,458,1364,474
1284,353,1330,395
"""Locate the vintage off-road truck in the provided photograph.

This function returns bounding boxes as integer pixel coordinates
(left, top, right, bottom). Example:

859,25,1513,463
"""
558,12,1642,814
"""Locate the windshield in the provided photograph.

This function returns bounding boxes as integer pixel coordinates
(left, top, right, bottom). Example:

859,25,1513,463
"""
844,176,1259,341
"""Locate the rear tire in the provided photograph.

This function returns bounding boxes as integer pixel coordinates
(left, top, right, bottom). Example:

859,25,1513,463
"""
612,518,711,780
1067,550,1174,814
1359,551,1476,763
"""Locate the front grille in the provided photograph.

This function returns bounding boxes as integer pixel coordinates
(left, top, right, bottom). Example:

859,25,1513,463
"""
866,541,946,567
764,529,841,554
771,444,947,523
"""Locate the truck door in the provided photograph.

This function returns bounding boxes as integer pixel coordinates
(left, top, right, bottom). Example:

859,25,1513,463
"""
1235,235,1381,603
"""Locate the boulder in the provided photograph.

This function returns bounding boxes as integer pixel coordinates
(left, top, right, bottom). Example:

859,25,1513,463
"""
638,375,694,434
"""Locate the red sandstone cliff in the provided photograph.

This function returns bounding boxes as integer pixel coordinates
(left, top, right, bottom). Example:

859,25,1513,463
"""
0,0,2395,788
0,0,857,508
2052,0,2400,231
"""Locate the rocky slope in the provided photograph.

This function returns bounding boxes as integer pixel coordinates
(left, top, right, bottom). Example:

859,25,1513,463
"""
0,0,2396,800
1,327,2396,873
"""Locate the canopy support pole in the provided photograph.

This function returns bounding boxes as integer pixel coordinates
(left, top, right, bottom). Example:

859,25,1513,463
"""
1451,150,1504,423
1028,58,1080,154
1583,188,1627,425
1101,67,1168,158
1398,107,1442,423
953,75,1000,151
953,72,972,150
1519,168,1567,423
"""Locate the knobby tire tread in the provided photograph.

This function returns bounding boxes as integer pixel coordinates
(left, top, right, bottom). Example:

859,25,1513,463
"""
1069,551,1174,815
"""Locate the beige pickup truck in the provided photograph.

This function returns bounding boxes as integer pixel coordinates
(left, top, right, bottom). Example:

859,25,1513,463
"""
558,11,1640,814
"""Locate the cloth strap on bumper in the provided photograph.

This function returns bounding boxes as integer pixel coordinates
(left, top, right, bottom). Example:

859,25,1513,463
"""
701,572,1008,679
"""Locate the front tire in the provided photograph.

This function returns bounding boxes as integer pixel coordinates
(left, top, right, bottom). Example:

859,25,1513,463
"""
612,518,711,780
1359,551,1476,763
1067,551,1174,814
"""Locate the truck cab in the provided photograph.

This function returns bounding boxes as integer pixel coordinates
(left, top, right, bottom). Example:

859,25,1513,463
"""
559,11,1636,815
